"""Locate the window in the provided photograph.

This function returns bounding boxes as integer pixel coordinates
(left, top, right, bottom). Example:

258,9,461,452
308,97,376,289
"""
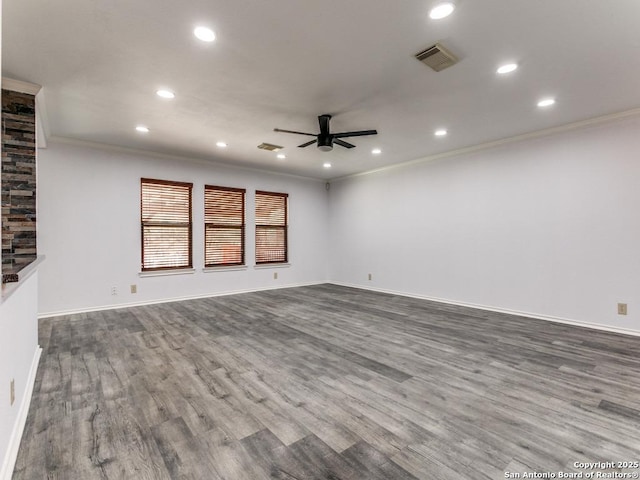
140,178,193,271
205,185,245,267
255,190,288,264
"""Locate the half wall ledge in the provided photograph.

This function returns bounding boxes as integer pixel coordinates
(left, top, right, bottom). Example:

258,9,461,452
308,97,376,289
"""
1,255,45,303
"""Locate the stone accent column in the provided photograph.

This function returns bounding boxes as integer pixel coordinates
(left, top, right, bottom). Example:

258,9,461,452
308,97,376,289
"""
2,89,37,282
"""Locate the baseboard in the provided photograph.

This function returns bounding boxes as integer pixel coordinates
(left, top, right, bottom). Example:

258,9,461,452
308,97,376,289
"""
0,346,42,480
38,281,326,318
330,282,640,338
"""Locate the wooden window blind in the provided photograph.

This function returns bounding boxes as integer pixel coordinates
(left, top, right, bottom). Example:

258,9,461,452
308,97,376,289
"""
141,178,193,271
255,190,288,264
204,185,246,267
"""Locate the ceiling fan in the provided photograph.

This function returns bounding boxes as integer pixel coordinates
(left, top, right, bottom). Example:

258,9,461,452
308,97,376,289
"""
274,114,377,152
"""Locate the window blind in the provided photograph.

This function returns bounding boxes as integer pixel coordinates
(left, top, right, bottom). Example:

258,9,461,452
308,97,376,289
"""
255,190,288,264
141,178,193,271
205,185,246,267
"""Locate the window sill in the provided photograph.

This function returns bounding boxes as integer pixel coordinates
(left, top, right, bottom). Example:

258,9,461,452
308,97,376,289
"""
254,263,291,269
139,268,196,278
203,265,248,273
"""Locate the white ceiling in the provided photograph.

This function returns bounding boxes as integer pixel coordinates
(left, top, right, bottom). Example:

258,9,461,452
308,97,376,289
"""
4,0,640,179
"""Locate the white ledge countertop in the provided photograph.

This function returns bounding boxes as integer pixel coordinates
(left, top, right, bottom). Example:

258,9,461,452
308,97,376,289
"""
1,255,46,303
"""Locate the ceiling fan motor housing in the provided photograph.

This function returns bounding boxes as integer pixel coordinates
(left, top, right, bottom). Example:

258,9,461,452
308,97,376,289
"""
318,135,333,151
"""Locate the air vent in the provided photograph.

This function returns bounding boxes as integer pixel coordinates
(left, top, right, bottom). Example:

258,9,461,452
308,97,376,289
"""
258,142,284,152
415,43,458,72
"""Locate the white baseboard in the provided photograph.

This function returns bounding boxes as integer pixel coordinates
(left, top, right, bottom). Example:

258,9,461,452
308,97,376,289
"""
0,346,42,480
330,282,640,338
38,281,325,318
40,280,640,337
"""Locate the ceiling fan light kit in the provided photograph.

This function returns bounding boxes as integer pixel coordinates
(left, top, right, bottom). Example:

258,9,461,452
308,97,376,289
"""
318,139,333,152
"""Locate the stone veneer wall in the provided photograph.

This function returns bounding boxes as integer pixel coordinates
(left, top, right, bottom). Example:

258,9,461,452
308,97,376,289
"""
1,89,37,281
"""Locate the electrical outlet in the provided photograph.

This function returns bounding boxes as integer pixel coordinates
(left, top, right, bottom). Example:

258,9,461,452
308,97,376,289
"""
130,284,137,294
618,303,628,315
111,286,118,296
10,379,15,406
273,272,278,280
368,273,372,281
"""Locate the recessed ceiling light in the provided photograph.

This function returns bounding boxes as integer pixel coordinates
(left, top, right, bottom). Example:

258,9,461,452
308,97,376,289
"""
497,63,518,74
372,148,382,155
194,26,216,42
216,141,227,148
277,154,286,159
323,162,332,168
156,89,175,99
435,129,448,136
429,2,455,19
537,98,556,108
135,125,149,133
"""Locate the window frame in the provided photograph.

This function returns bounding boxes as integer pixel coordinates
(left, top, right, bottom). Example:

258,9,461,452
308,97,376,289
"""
204,185,246,268
255,190,289,265
140,178,193,272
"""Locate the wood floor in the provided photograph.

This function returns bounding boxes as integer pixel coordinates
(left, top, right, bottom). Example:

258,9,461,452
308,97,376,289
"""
13,284,640,479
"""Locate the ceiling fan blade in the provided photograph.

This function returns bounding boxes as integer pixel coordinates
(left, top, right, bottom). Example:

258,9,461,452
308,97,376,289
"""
298,139,318,148
334,139,355,149
318,114,331,135
333,129,378,138
274,128,316,136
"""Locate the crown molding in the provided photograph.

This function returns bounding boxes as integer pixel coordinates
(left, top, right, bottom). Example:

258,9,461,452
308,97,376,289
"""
330,106,640,182
1,77,41,95
47,136,323,183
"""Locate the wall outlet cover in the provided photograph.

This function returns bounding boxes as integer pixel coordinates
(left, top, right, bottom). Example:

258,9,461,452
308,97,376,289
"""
617,303,628,315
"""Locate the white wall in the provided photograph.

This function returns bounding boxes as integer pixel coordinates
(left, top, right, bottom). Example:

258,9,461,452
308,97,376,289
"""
0,272,40,480
36,114,640,332
38,140,329,315
329,116,640,333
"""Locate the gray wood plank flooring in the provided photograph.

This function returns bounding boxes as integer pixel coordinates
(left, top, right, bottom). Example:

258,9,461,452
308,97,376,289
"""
12,284,640,479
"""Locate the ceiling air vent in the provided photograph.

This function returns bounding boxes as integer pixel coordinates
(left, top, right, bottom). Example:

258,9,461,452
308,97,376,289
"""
415,43,458,72
257,142,284,152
